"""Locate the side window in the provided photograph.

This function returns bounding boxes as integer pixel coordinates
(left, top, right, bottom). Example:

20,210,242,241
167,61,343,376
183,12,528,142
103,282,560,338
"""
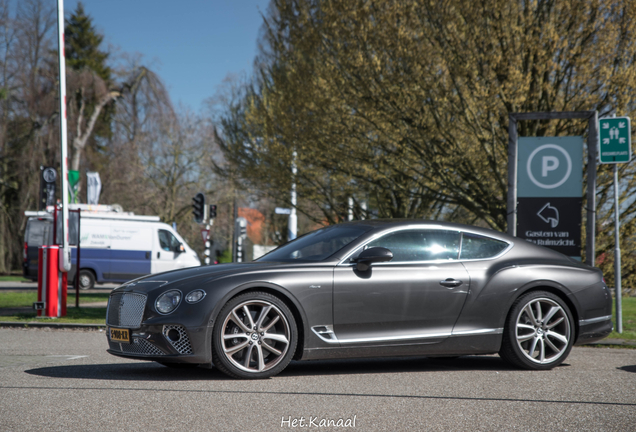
158,229,179,252
365,230,460,262
460,233,508,260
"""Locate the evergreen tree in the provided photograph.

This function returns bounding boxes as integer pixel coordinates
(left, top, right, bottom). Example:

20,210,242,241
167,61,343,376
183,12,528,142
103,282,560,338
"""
64,1,113,168
65,2,110,82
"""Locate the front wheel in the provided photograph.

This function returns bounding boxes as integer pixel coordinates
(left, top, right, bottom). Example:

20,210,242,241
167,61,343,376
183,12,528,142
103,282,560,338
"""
78,270,95,290
500,291,574,370
212,291,297,379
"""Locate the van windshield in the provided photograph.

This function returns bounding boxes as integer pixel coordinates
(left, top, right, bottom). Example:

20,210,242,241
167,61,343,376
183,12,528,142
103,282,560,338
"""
256,225,371,262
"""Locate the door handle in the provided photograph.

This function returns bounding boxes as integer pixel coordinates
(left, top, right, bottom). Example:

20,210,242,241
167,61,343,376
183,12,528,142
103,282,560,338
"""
440,278,463,288
157,252,160,259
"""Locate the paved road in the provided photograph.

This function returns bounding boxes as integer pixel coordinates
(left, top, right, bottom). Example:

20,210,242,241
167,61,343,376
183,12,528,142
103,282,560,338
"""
0,328,634,431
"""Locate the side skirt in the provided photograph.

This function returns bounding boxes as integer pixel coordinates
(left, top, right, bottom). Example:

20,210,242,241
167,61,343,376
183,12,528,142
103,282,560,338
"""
301,333,503,361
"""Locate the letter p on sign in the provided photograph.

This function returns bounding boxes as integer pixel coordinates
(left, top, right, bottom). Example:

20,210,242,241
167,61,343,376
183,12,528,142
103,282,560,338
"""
542,156,559,177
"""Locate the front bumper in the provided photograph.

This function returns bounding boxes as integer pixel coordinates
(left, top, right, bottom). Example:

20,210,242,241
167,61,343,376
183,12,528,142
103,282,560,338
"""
107,323,211,364
106,289,214,364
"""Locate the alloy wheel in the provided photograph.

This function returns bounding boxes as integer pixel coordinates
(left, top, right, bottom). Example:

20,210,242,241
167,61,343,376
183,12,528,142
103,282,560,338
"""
515,297,571,364
220,300,291,373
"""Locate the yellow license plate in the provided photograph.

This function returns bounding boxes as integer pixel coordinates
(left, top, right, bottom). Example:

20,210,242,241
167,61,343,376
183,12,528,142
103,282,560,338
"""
109,327,131,343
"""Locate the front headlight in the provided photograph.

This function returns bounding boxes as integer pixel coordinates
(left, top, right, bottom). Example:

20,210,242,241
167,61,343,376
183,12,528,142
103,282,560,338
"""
185,289,206,304
155,290,182,314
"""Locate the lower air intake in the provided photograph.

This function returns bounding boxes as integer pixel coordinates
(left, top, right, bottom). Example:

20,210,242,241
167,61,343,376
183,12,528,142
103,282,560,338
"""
109,338,165,356
162,325,194,354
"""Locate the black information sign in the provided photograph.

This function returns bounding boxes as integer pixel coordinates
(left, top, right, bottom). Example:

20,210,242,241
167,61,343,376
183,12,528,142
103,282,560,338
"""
517,197,582,257
39,166,56,210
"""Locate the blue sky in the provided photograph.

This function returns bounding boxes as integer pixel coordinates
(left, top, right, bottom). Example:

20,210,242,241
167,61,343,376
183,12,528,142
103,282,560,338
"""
65,0,270,112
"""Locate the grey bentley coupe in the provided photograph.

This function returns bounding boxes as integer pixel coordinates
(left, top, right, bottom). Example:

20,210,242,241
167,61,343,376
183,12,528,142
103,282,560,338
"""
106,220,612,379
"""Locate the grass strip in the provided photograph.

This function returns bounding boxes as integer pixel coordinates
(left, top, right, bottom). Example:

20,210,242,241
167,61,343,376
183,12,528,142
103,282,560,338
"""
608,296,636,341
0,275,29,282
0,292,110,308
0,307,107,324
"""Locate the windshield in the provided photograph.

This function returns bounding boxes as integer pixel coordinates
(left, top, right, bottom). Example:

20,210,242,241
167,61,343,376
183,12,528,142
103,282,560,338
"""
256,225,371,262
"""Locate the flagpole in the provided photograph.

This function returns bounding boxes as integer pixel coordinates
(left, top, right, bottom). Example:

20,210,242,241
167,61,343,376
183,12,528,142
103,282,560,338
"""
57,0,70,272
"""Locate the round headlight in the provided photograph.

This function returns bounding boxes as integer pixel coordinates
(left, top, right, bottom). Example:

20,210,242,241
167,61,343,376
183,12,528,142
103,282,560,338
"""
155,290,182,314
185,289,206,304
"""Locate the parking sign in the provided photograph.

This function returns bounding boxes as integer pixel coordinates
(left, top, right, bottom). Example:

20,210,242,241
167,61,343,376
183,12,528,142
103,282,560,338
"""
517,136,584,259
518,137,583,198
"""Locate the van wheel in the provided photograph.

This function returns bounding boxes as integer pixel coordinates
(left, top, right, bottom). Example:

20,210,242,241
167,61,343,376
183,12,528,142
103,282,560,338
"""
78,270,95,290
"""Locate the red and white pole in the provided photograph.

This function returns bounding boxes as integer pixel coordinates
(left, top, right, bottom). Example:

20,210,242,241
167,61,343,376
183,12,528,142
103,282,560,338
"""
57,0,71,273
36,246,68,318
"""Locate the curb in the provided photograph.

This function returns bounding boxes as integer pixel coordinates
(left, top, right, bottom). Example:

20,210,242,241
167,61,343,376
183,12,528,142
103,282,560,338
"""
0,321,106,330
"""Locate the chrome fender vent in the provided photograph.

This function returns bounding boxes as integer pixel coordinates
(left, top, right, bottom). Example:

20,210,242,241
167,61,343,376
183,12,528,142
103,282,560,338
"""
312,325,338,343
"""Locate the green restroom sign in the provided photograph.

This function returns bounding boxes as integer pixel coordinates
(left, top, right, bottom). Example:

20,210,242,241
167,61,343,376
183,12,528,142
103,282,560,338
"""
599,117,631,164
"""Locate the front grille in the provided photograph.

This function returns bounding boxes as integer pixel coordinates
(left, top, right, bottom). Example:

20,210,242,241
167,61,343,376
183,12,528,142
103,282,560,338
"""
107,292,147,328
163,325,193,354
109,338,165,356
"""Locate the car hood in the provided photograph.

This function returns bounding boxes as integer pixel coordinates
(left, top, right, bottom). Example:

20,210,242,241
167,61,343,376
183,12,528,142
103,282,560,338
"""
113,261,318,295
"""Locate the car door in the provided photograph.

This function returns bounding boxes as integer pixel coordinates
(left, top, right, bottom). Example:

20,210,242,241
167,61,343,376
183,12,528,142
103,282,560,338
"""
333,229,470,344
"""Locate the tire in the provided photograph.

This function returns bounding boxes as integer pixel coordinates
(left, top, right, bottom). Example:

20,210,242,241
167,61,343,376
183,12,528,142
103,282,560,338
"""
212,291,297,379
500,290,574,370
78,270,95,290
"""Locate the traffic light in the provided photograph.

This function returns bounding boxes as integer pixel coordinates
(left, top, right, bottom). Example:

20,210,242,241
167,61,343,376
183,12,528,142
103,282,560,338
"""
192,193,205,223
209,204,217,219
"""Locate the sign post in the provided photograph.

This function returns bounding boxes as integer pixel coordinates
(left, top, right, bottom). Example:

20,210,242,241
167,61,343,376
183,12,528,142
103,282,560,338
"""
235,217,247,262
289,151,298,241
508,111,598,266
599,116,631,334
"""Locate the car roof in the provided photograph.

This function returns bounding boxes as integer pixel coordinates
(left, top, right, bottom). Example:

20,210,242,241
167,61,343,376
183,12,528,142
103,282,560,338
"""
336,219,514,241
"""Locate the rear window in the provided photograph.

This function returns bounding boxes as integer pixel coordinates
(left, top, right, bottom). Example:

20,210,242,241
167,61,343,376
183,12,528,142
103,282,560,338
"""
460,233,509,260
26,215,80,247
25,219,52,247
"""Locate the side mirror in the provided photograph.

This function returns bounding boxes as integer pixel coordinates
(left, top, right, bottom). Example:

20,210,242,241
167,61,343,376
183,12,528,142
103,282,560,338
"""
175,243,185,254
352,246,393,271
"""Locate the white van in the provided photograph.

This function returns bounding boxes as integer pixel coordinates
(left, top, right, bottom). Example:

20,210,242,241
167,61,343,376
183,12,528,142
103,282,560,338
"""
24,208,200,289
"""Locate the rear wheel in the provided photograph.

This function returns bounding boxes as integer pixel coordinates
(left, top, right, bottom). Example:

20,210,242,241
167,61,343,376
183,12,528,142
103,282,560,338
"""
212,291,297,379
78,270,95,290
500,290,574,370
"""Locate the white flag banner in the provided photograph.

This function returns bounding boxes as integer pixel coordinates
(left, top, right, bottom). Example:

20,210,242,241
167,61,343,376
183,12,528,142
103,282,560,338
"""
86,172,102,205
